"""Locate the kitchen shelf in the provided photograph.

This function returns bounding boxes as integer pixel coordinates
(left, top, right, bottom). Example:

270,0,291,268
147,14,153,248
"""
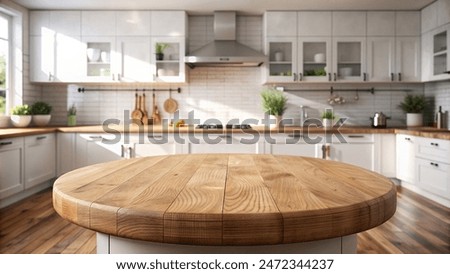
269,61,293,65
304,62,327,65
433,50,447,56
156,60,180,63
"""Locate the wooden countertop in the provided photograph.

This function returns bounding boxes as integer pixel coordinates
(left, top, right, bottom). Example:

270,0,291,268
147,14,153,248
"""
2,124,450,140
53,154,397,246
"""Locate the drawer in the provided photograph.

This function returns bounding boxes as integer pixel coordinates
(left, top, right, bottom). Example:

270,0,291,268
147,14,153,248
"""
330,134,374,144
415,137,450,164
0,137,24,150
416,157,450,199
267,133,321,144
24,133,55,145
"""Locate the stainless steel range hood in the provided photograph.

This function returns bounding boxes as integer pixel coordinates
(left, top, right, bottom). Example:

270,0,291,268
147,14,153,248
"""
185,11,267,68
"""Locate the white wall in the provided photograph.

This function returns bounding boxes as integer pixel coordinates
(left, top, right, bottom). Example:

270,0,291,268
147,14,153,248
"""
42,15,424,127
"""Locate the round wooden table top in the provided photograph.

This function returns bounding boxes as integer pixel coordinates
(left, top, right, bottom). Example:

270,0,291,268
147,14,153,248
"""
53,154,396,246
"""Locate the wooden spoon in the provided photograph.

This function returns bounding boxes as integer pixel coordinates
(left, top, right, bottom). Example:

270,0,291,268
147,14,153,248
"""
141,93,148,125
152,92,161,125
164,89,178,114
131,93,143,123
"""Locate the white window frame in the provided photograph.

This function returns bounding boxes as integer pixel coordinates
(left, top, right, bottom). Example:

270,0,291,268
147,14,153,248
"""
0,5,22,115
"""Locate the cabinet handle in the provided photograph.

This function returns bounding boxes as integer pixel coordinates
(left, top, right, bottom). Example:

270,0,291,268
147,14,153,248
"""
293,73,297,81
121,145,125,158
299,73,303,81
333,73,337,81
219,135,231,139
405,137,411,141
390,73,394,81
348,135,365,138
430,162,439,167
89,135,103,141
48,73,53,81
112,74,115,81
0,141,13,146
430,142,439,147
118,73,122,81
36,136,47,140
128,147,134,158
148,135,163,139
322,144,331,160
363,72,367,81
328,73,332,81
398,73,402,82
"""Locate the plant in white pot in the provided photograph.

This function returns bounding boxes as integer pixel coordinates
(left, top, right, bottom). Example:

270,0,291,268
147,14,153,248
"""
261,87,287,129
67,104,77,126
399,94,427,127
321,110,335,128
10,105,32,127
31,101,52,126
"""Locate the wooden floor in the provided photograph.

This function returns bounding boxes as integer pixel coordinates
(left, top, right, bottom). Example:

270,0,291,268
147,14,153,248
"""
0,186,449,254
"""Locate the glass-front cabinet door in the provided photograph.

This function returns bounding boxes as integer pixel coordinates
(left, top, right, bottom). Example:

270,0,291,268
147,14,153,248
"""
332,37,366,81
82,36,116,82
432,26,450,80
265,37,297,83
298,37,332,82
151,37,186,83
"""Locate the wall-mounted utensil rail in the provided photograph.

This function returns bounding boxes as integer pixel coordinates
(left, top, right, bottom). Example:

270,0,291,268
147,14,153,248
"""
77,87,182,93
277,86,412,94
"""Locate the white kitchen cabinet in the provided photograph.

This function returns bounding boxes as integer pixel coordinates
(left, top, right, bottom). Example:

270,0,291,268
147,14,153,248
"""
395,37,421,82
396,12,421,36
186,134,262,154
298,37,332,82
82,36,116,82
367,37,395,82
422,2,439,34
367,12,395,36
426,24,450,81
264,11,297,37
81,11,116,36
151,36,186,83
332,37,366,81
374,134,397,178
396,134,415,184
264,133,317,157
116,11,151,36
437,0,450,27
151,11,187,37
265,37,297,82
116,36,152,82
75,134,123,168
415,136,450,163
57,133,75,177
416,158,450,199
132,134,183,157
332,12,366,37
30,11,83,82
0,138,24,199
24,134,56,189
297,12,332,37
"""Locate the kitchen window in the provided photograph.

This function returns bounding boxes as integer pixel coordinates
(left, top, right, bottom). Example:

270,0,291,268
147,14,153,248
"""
0,11,10,115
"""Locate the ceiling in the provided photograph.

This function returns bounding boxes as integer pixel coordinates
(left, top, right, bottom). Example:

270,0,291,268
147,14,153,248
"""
11,0,436,15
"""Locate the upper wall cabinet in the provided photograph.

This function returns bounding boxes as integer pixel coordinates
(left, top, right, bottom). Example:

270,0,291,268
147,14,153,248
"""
396,11,421,36
30,11,84,82
421,0,450,81
264,11,297,37
30,10,187,83
367,12,395,36
332,12,366,36
297,12,332,36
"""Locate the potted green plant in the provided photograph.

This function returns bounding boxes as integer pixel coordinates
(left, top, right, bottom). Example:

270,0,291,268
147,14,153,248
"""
155,43,169,61
67,104,77,126
399,94,427,127
321,109,335,128
31,101,52,126
261,87,288,128
10,104,32,127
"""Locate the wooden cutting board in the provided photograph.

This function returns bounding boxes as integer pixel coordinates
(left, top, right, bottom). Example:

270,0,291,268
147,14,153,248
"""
163,90,178,113
131,93,143,124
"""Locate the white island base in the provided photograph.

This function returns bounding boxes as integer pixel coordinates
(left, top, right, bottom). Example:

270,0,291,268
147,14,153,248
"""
96,233,357,254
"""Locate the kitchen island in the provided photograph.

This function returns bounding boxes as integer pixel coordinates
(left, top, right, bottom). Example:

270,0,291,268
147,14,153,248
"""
53,154,396,254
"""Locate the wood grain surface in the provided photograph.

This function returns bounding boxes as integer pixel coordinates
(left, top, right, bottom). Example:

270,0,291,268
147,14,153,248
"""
53,154,397,246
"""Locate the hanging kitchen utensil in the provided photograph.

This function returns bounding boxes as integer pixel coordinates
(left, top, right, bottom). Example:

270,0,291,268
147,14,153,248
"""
141,93,149,125
163,89,178,114
354,90,359,101
131,93,143,124
152,92,161,125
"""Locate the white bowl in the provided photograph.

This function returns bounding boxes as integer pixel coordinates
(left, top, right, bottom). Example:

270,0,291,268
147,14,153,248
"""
33,115,51,127
314,53,325,63
10,115,32,128
87,48,101,62
0,115,10,128
339,67,353,77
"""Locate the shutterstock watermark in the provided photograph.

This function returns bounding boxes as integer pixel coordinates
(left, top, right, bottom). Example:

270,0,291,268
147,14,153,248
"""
101,110,348,145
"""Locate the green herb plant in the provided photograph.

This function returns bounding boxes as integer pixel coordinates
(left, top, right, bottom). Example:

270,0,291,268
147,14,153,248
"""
155,43,169,54
68,104,77,116
31,101,52,115
261,87,288,116
398,94,427,113
321,110,335,119
11,104,32,115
